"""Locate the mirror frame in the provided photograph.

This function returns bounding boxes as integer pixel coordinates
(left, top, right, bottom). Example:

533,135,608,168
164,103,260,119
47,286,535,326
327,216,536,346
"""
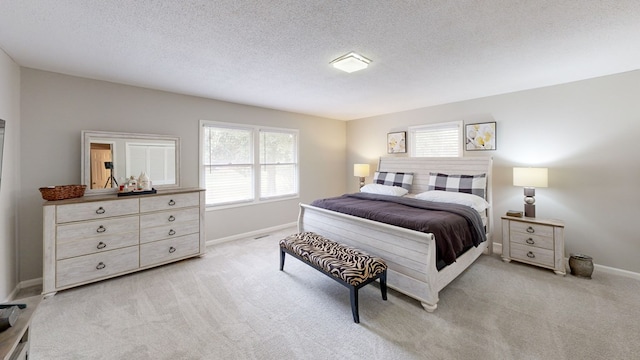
81,130,181,195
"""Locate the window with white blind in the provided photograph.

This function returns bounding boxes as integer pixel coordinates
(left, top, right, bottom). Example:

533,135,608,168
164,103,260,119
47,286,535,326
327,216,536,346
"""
408,121,463,157
126,142,176,185
200,121,299,207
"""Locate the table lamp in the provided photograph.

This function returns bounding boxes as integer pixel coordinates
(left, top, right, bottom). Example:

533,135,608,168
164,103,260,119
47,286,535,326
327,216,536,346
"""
513,167,548,218
353,164,370,188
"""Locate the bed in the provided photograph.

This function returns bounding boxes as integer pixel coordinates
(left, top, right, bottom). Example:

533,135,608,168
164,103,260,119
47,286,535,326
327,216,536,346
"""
297,156,493,312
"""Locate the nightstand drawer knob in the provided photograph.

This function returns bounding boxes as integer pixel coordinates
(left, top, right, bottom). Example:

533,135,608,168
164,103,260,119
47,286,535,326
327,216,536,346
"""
526,226,535,233
527,251,535,258
526,238,535,245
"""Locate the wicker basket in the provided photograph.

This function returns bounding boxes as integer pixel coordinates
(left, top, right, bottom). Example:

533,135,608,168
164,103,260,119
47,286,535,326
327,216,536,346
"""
39,185,87,201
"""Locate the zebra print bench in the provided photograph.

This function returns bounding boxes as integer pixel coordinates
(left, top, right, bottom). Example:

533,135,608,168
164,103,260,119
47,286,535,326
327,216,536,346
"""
279,232,388,323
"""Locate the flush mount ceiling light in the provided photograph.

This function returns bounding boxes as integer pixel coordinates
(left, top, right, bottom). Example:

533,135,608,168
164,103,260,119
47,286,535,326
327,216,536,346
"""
330,52,372,73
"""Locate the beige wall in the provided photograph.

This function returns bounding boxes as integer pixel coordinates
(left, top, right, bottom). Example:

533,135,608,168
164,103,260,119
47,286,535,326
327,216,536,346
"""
347,70,640,273
0,48,21,301
19,69,346,282
14,66,640,287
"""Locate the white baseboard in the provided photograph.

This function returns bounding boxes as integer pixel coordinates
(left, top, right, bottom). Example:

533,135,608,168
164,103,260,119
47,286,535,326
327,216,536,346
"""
594,263,640,281
4,277,43,302
491,242,640,280
493,242,502,255
205,222,297,247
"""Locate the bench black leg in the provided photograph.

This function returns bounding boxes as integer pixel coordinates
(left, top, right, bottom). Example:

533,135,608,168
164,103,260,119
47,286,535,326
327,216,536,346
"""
380,270,388,300
279,249,285,271
350,287,359,323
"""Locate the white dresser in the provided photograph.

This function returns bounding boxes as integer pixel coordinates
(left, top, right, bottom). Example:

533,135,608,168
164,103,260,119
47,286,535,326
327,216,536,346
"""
42,188,205,296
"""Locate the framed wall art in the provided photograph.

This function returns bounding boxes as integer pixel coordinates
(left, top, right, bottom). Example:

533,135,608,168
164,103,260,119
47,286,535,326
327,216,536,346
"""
387,131,406,154
465,122,496,151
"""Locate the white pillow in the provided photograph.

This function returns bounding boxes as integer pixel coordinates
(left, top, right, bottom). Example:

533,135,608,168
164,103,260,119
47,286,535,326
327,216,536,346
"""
414,190,490,212
360,183,408,197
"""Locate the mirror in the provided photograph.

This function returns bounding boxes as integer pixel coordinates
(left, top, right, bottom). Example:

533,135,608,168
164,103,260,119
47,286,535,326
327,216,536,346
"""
81,130,180,194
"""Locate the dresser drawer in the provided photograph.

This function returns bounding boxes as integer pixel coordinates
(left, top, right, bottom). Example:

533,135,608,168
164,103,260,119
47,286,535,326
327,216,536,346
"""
509,231,554,250
140,219,200,244
510,242,554,268
140,192,199,213
57,229,139,260
140,233,200,267
509,220,554,237
56,198,139,223
139,207,199,229
56,246,139,288
57,216,139,243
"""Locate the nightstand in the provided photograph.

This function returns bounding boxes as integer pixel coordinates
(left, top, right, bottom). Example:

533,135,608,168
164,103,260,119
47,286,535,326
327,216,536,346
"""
501,216,565,275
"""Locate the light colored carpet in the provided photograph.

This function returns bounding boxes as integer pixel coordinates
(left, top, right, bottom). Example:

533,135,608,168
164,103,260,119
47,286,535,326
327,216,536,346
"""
29,227,640,359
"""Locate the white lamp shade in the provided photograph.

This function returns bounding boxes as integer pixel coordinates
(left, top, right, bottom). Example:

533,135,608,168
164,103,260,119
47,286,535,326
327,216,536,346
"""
353,164,370,177
513,167,548,188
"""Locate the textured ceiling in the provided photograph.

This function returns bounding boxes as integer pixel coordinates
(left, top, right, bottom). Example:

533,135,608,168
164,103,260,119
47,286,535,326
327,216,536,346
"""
1,1,639,120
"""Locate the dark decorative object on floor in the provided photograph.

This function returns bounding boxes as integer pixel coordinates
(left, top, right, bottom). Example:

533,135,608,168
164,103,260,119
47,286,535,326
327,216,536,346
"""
0,305,20,332
569,254,594,279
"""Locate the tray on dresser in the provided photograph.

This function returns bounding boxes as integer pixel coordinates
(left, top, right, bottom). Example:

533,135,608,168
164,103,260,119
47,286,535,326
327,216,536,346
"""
117,188,157,197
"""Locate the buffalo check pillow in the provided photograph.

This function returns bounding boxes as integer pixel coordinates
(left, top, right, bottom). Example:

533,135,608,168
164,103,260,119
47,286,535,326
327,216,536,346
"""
427,172,487,199
373,171,414,191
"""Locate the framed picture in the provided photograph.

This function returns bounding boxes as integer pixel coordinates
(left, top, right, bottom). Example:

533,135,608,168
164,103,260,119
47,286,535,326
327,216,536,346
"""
465,122,496,151
387,131,406,154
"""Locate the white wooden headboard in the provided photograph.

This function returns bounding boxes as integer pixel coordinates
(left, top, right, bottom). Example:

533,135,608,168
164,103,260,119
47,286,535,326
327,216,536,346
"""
378,156,494,243
378,156,492,197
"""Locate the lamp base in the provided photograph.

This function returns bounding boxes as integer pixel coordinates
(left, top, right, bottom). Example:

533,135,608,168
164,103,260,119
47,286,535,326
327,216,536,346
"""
359,177,365,188
523,187,536,217
524,204,536,218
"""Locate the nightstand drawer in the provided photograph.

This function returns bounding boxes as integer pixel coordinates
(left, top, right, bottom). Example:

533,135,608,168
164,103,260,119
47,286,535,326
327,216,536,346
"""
510,221,554,237
510,231,554,250
510,243,554,268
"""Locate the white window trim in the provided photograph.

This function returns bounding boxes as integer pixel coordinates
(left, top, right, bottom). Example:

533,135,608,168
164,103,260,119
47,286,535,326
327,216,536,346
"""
199,120,299,210
408,120,463,157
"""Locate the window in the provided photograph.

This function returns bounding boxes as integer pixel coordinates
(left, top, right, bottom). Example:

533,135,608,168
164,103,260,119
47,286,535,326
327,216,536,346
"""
408,121,462,157
200,121,299,207
126,142,176,185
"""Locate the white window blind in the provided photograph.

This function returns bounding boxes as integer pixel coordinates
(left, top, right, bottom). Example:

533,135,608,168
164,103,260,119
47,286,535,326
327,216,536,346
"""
201,121,299,207
126,143,176,185
259,130,298,199
202,125,254,206
409,121,462,157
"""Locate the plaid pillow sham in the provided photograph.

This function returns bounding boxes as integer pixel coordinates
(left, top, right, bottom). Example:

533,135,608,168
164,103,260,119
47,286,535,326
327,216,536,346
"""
373,172,414,191
427,172,487,199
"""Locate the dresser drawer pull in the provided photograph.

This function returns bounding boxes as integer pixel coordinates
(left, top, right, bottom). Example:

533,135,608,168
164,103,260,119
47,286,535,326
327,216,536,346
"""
97,241,107,249
96,262,106,270
169,246,176,253
96,207,106,214
526,251,535,258
168,199,176,206
168,215,176,222
96,225,106,233
168,229,176,236
526,238,535,245
526,226,535,233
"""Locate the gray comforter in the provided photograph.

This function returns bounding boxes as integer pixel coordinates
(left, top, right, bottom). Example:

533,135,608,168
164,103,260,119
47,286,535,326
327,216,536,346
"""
310,192,486,266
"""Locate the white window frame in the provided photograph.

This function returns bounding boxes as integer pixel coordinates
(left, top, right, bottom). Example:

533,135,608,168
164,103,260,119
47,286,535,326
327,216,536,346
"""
408,121,463,157
199,120,299,209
